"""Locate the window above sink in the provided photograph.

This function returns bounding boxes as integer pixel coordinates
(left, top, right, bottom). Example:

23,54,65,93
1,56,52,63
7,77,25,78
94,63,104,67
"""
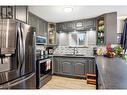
69,31,87,47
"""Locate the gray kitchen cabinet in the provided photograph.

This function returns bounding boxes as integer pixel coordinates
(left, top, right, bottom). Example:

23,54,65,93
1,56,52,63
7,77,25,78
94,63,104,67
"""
0,6,28,23
87,58,96,74
97,12,117,45
66,21,75,31
53,57,60,73
15,6,28,23
75,20,84,30
72,58,86,75
87,30,96,45
73,62,85,75
39,19,47,37
56,23,62,31
48,23,56,45
28,12,39,30
56,18,96,31
85,19,94,28
58,32,69,46
53,57,96,77
28,12,48,36
60,58,73,74
104,12,117,44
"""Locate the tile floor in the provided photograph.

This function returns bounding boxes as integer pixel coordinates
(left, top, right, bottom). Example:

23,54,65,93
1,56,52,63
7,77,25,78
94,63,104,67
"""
41,75,96,89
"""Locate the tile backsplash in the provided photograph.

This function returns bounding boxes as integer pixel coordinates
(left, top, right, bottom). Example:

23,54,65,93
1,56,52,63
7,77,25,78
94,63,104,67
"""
53,46,96,56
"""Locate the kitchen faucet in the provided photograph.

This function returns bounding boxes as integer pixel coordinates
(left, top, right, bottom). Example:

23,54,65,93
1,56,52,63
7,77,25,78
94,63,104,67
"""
73,47,78,55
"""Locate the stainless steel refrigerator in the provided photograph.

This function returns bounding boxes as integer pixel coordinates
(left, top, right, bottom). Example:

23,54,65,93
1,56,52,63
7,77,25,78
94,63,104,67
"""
0,19,36,89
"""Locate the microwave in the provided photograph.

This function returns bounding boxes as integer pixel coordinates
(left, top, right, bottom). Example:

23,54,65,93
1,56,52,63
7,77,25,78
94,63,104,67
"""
36,36,47,45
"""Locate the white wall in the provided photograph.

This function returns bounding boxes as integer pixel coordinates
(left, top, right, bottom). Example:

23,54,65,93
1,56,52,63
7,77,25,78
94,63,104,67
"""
117,16,127,33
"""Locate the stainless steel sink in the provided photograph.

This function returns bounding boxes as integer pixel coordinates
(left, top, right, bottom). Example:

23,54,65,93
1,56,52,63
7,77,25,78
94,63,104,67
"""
75,54,85,56
64,54,85,56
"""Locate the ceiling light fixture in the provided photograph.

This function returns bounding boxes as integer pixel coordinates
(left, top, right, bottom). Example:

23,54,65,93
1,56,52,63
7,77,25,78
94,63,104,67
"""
64,7,73,13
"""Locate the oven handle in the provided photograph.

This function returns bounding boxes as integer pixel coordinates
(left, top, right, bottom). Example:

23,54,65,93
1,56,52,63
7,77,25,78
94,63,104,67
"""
38,58,52,64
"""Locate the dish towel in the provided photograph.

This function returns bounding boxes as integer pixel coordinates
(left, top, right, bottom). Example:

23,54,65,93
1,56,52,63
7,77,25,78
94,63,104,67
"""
46,59,51,71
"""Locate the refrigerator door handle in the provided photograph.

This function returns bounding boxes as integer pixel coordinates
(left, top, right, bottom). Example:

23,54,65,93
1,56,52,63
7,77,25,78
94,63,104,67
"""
19,24,25,75
17,24,24,75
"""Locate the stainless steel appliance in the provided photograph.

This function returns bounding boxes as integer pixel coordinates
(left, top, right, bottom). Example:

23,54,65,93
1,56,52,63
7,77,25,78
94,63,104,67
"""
36,36,47,45
36,57,52,89
0,19,36,89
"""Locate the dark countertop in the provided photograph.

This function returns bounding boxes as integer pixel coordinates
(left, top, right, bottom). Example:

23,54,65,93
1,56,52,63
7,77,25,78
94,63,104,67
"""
53,54,95,58
96,56,127,89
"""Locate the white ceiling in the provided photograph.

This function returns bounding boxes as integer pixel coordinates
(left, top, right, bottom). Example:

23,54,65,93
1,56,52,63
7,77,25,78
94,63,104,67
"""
28,6,127,23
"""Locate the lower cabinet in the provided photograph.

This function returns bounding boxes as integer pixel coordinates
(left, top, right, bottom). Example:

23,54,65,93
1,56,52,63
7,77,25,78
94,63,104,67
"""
61,61,72,74
74,62,85,75
53,57,60,73
73,58,86,75
87,58,96,74
53,57,96,77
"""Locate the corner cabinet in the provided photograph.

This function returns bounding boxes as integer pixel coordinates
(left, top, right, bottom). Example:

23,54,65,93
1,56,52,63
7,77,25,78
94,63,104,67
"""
97,12,117,45
0,6,28,23
48,23,57,45
97,17,105,45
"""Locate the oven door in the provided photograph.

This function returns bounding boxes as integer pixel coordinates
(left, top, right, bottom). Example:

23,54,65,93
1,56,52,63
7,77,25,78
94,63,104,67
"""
39,59,52,77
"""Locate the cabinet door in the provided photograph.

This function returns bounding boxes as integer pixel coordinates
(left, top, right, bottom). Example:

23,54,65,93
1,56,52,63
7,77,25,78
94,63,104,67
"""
85,19,94,28
84,59,89,75
88,59,95,74
56,23,62,31
53,57,60,73
39,18,43,36
105,12,117,44
15,6,27,23
66,21,75,30
87,30,96,45
44,21,48,37
74,62,85,75
61,60,72,74
28,12,39,35
58,32,69,46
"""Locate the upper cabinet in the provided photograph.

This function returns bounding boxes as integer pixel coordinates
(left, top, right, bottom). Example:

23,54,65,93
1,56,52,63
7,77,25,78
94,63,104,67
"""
28,12,48,37
97,17,105,45
97,12,117,45
56,18,96,31
48,23,57,45
0,6,28,23
15,6,28,23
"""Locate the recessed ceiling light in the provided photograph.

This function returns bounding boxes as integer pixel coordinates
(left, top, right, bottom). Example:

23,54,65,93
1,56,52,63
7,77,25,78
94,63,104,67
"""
64,7,73,13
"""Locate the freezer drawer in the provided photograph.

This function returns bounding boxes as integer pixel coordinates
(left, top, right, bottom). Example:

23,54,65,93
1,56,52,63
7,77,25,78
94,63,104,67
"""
8,73,36,89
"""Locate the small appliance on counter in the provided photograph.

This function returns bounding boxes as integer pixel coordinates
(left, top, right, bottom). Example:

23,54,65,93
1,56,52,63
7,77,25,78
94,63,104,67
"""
93,47,97,56
46,47,55,55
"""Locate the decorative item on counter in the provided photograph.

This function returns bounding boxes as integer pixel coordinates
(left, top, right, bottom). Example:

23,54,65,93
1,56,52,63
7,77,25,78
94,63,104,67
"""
123,54,127,61
104,44,123,58
113,45,123,57
104,43,116,58
97,48,105,56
